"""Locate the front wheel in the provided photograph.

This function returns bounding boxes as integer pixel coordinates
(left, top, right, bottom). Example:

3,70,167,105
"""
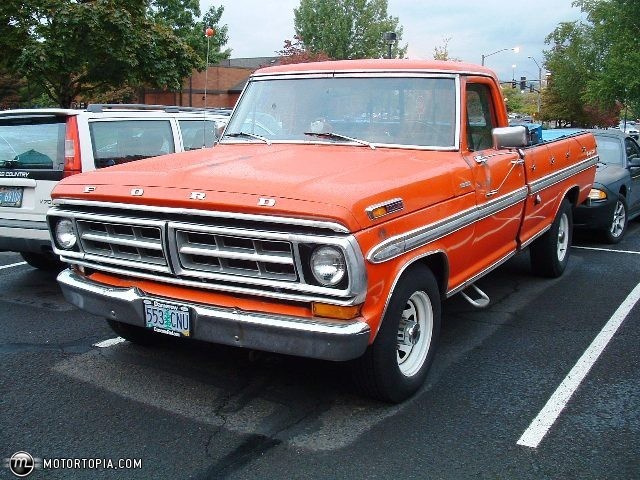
602,195,627,244
530,198,573,278
350,265,441,403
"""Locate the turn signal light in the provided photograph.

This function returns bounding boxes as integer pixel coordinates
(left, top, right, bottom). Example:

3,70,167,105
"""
588,188,607,201
312,302,362,320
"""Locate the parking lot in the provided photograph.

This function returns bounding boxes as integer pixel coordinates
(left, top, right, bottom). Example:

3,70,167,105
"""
1,223,639,479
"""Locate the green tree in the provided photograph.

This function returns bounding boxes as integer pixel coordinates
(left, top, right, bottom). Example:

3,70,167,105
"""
293,0,407,60
0,0,230,108
542,0,639,126
433,37,460,62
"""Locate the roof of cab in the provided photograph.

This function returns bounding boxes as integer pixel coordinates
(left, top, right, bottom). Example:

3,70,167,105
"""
252,59,499,80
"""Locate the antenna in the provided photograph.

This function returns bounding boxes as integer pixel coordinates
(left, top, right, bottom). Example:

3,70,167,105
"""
203,27,215,148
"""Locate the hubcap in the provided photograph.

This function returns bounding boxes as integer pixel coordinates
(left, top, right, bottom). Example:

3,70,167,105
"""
396,291,434,377
556,213,569,261
610,200,626,238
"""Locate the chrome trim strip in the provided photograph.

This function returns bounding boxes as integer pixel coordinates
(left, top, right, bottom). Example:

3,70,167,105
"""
57,269,370,362
51,200,350,234
528,155,598,195
367,187,528,263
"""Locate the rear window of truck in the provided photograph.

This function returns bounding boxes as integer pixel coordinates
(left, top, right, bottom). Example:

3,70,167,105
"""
0,116,66,170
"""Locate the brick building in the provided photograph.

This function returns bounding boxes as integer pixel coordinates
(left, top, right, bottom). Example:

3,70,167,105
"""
140,57,278,109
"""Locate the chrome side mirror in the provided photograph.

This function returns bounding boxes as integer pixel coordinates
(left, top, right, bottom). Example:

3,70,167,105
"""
492,126,528,149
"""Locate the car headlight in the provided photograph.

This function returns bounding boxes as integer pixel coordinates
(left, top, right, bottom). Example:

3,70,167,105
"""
310,246,346,286
588,188,607,201
54,218,77,249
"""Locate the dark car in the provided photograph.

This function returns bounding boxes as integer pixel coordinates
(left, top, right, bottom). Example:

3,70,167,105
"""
573,129,640,243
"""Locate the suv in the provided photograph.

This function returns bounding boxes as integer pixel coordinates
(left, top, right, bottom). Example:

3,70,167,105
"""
0,104,229,269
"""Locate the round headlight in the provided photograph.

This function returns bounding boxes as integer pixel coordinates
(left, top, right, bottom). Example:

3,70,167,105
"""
310,246,346,286
55,218,77,250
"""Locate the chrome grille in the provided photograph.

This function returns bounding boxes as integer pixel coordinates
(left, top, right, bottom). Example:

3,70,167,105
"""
174,228,297,281
76,220,167,269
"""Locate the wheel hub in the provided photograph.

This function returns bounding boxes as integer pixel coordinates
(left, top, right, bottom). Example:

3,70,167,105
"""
403,321,421,346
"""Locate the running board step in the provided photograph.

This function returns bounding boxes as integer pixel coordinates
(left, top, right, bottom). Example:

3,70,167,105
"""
459,284,490,308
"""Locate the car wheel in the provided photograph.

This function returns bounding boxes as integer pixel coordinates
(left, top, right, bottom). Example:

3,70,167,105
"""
20,252,65,271
106,319,160,346
530,198,573,278
602,195,627,244
350,265,441,403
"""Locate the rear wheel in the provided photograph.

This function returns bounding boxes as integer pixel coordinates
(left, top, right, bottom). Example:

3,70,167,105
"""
20,251,64,271
602,194,627,244
530,198,573,278
350,265,441,403
106,319,159,346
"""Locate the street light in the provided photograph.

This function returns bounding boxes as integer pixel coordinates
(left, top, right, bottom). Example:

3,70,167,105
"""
528,56,543,114
481,46,519,66
383,31,397,59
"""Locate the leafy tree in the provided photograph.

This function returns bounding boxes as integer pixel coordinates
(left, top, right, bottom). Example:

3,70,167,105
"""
0,0,230,108
433,37,461,62
293,0,407,60
277,35,331,65
542,0,638,126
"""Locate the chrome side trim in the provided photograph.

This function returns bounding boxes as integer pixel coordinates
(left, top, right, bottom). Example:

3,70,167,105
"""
57,269,370,362
51,200,350,234
528,155,598,195
367,187,528,263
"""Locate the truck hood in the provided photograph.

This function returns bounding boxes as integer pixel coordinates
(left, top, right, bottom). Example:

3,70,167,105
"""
55,144,468,232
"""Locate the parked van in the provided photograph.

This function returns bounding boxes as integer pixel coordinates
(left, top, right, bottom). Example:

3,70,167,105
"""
0,104,229,269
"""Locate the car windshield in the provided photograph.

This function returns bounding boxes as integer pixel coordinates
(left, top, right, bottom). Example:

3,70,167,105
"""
595,136,622,166
0,116,65,170
224,76,457,148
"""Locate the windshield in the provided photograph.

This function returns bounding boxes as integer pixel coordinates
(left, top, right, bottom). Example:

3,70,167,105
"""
225,76,457,148
595,136,622,166
0,116,65,170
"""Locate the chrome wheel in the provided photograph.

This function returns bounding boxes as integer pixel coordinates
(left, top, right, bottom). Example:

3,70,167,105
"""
556,212,569,262
397,291,434,377
609,199,626,239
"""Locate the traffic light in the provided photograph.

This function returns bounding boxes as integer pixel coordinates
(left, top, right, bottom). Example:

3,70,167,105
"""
511,80,516,89
520,76,526,91
529,84,534,93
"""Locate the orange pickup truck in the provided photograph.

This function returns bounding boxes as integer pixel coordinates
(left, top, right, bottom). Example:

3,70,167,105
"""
47,60,597,402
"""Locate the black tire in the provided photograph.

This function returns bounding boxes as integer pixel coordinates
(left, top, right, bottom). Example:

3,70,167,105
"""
530,198,573,278
602,194,627,244
20,251,65,271
106,319,160,346
350,264,441,403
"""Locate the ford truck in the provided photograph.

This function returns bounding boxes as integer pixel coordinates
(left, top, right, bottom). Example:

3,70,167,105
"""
47,60,597,402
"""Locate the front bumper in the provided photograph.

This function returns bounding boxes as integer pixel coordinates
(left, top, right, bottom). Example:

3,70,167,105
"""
573,196,617,230
58,269,371,361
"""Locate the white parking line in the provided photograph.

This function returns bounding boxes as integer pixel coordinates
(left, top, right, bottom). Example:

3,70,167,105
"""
0,261,27,270
517,282,640,449
573,246,640,255
93,337,127,348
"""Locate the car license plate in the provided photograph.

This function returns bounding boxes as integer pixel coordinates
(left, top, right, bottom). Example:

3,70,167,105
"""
143,299,191,337
0,186,23,207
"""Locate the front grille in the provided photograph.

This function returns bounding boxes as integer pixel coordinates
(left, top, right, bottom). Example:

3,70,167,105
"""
174,228,297,281
76,219,168,272
49,202,366,304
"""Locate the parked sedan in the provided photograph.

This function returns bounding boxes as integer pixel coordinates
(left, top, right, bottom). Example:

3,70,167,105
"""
574,129,640,243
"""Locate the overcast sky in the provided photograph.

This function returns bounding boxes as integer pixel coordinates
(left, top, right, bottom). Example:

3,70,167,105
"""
200,0,586,82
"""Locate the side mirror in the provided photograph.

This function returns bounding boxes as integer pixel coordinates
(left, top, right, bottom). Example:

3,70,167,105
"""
492,126,528,149
214,123,226,141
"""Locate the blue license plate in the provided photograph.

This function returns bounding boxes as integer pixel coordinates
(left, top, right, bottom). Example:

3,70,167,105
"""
0,187,23,207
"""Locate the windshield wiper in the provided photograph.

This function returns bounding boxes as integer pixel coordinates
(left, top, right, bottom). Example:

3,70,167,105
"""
224,132,271,145
303,131,375,149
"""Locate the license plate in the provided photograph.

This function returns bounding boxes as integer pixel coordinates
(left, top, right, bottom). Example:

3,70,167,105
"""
143,299,191,337
0,186,23,207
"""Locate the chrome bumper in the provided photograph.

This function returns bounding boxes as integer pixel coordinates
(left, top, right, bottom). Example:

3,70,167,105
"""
57,269,371,361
